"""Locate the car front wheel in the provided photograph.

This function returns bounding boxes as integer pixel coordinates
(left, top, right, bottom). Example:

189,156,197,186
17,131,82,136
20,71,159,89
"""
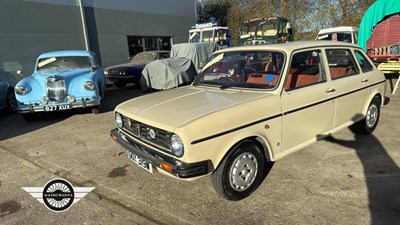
211,140,265,201
92,104,102,114
114,82,126,88
22,113,36,122
6,89,17,113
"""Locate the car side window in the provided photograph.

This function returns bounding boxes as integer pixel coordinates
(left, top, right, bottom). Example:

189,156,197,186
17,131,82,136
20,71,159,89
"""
285,50,325,91
326,49,359,80
354,50,374,73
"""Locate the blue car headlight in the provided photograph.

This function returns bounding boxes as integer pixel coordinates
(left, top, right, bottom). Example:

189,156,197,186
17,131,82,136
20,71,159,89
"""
84,81,95,91
171,134,184,157
15,85,27,95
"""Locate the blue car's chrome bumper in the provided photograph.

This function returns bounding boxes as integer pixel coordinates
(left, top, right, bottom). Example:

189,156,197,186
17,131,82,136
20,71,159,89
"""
17,98,101,113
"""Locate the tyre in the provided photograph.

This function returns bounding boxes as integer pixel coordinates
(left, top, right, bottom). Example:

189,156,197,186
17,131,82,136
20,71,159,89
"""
114,82,126,88
350,96,381,134
211,139,265,201
6,89,17,113
92,104,102,114
134,80,141,89
22,113,36,122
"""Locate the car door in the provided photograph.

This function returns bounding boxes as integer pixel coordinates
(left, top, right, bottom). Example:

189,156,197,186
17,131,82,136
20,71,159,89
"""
281,49,336,152
325,48,369,128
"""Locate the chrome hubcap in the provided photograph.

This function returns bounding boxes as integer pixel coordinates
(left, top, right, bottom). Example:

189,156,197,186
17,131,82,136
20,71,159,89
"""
229,152,258,191
366,104,378,128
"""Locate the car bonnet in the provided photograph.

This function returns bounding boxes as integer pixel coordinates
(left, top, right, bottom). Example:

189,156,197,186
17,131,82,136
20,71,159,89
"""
115,86,271,131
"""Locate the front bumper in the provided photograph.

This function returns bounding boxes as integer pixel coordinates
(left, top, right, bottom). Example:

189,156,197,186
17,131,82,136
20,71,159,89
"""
17,98,101,113
110,128,213,179
106,75,139,83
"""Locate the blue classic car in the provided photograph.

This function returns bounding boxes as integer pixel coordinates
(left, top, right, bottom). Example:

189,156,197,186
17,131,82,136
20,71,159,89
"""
15,50,106,121
104,51,170,88
0,68,17,113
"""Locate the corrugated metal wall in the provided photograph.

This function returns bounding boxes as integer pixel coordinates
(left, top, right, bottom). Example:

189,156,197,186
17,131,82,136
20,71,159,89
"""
0,0,196,77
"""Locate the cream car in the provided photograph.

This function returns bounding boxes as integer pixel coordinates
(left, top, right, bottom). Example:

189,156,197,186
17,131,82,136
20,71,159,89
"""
110,41,388,201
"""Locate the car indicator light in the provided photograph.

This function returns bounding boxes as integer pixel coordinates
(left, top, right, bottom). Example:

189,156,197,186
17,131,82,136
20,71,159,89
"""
160,162,173,173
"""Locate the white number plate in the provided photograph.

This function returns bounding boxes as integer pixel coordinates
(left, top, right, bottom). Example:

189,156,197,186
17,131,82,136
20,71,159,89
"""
127,151,153,173
44,105,71,112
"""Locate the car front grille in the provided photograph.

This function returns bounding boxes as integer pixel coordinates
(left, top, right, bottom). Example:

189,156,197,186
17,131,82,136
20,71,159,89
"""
46,76,66,103
122,116,172,153
107,70,121,76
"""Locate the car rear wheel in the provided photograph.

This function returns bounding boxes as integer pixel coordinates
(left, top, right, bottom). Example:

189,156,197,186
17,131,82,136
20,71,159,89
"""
350,96,381,134
211,140,265,201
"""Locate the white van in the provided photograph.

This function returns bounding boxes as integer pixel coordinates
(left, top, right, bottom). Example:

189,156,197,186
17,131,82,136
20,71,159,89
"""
316,26,359,44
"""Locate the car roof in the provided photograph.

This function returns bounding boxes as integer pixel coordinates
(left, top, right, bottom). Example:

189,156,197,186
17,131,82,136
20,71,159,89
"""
189,26,229,32
318,26,359,34
215,41,362,54
38,50,96,59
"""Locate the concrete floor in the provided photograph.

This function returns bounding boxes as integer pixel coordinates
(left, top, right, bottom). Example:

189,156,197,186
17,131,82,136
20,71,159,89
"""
0,81,399,225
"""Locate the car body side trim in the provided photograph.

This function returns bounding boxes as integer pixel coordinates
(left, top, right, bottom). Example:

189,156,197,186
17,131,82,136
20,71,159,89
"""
191,80,386,145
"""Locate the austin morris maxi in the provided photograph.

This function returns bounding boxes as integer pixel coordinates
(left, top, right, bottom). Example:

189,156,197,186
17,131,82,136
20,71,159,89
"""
110,41,388,200
15,50,106,121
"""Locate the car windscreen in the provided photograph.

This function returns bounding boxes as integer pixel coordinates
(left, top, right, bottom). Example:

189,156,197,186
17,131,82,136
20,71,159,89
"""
37,56,91,71
259,21,278,37
194,50,285,90
317,32,353,43
130,52,157,64
239,21,258,38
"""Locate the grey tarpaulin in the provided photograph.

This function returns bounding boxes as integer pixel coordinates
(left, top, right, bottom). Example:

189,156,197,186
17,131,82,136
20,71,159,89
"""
141,42,218,91
141,57,197,91
170,42,219,72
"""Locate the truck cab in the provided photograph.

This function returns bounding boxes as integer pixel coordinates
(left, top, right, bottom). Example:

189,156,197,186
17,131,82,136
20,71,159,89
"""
238,17,293,46
188,22,231,48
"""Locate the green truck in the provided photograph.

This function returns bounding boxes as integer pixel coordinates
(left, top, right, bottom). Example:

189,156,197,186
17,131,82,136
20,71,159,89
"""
238,16,294,46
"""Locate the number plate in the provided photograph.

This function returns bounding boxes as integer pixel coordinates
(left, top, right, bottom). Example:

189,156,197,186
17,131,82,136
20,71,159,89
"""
44,105,71,112
127,151,153,173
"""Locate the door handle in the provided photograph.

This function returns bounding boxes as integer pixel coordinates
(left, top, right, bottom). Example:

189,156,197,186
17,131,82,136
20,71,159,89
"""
325,88,336,93
362,78,369,83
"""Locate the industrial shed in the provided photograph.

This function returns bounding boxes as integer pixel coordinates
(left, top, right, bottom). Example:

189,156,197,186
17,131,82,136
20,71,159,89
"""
0,0,196,77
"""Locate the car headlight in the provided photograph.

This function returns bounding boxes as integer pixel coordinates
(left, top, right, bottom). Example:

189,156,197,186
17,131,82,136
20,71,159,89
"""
171,134,184,157
104,70,108,75
84,81,95,91
115,112,123,129
15,85,27,95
